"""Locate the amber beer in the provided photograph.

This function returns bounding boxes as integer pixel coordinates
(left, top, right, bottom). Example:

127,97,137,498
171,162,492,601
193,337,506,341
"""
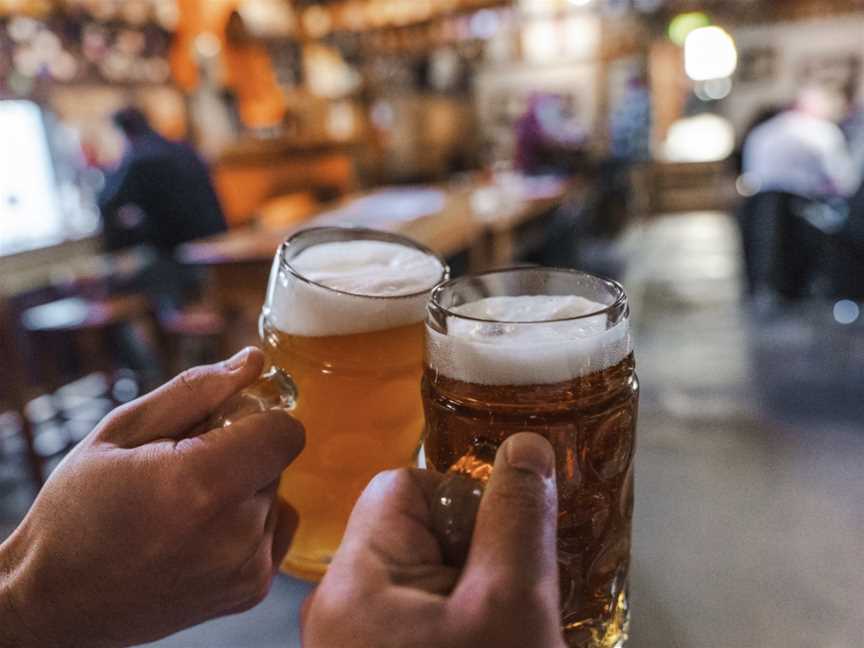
423,269,638,648
257,228,447,581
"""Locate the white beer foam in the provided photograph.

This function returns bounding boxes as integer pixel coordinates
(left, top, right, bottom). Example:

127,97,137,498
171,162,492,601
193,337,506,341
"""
267,241,445,337
427,296,632,385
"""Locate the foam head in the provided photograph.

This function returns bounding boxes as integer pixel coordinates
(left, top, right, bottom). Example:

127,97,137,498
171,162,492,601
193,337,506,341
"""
427,295,632,385
266,240,446,337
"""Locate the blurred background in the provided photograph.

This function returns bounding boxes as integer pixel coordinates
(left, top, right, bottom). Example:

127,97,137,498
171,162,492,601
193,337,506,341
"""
0,0,862,646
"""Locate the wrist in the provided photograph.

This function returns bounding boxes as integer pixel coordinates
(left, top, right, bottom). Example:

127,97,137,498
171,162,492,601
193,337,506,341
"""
0,527,47,648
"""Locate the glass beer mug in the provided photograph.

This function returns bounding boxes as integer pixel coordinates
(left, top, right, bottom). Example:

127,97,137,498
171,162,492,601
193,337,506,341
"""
423,268,639,648
213,227,448,581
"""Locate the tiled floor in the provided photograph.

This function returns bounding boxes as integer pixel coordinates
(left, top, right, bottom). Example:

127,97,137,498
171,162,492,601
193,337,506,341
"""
3,212,863,647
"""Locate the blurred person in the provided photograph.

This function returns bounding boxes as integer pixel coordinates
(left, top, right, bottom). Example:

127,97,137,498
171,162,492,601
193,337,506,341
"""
0,348,305,647
609,72,652,165
515,94,588,176
831,177,864,299
742,83,864,200
734,106,784,176
0,348,566,647
596,71,653,240
100,107,226,312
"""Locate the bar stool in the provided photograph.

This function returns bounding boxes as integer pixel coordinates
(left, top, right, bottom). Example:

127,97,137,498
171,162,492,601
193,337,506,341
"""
22,294,157,384
19,294,157,471
0,302,44,489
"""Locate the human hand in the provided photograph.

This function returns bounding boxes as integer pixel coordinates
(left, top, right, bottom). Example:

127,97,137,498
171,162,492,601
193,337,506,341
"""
0,348,305,648
302,433,566,648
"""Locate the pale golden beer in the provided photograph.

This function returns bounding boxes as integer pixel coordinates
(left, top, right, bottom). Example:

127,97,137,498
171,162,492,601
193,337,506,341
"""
258,228,447,580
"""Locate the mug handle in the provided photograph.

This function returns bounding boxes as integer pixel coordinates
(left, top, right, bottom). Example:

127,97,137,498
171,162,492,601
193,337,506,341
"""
430,443,497,567
208,365,297,429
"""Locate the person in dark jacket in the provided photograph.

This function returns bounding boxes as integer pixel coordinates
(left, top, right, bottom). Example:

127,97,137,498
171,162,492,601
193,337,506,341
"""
99,107,226,311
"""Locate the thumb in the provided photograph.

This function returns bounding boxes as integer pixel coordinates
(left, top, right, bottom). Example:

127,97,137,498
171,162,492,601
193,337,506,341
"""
455,433,560,610
103,347,265,447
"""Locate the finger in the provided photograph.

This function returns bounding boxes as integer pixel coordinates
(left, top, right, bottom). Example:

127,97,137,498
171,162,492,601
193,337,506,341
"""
270,498,299,571
180,410,305,499
456,433,559,605
299,588,318,644
339,469,445,568
105,347,265,446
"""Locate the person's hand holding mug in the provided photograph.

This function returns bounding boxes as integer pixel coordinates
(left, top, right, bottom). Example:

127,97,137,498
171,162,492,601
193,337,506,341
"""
0,348,305,648
303,433,567,648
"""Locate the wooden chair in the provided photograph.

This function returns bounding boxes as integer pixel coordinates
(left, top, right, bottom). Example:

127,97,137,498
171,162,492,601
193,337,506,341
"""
0,300,44,488
21,294,157,389
15,293,160,472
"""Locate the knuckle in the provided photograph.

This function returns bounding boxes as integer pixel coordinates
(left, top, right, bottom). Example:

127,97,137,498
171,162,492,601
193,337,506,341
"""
163,456,216,515
242,553,274,605
95,401,138,437
369,468,403,489
177,366,207,395
184,479,217,516
488,478,552,517
188,483,218,517
468,586,553,640
476,583,519,615
361,469,404,500
381,468,414,492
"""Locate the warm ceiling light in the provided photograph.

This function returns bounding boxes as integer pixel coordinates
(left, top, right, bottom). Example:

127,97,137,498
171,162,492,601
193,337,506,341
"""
684,26,738,81
303,5,332,38
342,1,366,30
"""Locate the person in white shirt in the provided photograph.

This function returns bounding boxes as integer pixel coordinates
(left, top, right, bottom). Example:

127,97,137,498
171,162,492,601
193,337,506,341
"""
743,84,864,200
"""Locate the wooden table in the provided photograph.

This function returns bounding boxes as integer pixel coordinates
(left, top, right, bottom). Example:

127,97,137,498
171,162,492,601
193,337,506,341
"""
179,176,576,349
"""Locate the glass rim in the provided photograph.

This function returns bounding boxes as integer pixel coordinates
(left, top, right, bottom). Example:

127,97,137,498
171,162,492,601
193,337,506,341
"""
277,226,449,301
429,266,628,324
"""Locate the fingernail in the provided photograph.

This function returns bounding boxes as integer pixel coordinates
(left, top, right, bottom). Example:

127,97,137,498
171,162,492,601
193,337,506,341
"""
225,347,252,371
505,433,555,478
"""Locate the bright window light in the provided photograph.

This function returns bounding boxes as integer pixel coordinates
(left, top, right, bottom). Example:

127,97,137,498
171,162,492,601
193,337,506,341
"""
562,13,600,59
0,100,66,256
685,26,738,81
523,19,560,63
662,114,735,163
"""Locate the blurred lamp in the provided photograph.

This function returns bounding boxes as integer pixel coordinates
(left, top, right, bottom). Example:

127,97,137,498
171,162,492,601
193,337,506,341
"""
469,9,499,40
303,5,332,38
834,300,860,325
194,33,221,59
685,26,737,81
522,19,559,63
668,12,711,47
562,13,600,59
662,114,735,163
695,77,733,101
520,0,557,16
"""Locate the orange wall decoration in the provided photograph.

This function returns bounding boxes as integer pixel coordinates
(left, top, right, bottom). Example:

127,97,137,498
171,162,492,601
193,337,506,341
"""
170,0,286,128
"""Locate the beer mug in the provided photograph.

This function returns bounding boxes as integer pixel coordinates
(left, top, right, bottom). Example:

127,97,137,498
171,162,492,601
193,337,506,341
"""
215,227,448,581
423,268,638,648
